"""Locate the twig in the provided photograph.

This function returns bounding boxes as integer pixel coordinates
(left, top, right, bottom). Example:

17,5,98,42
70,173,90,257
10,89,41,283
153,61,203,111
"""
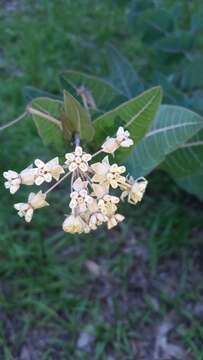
27,105,62,130
45,171,71,195
0,112,27,131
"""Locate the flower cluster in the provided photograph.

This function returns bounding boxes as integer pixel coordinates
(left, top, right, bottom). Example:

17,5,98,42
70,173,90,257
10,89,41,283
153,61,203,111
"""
3,127,148,233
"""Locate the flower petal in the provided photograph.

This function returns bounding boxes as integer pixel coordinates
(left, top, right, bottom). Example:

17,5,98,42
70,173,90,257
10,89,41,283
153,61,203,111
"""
44,173,52,183
69,162,77,172
25,208,34,223
75,146,83,156
34,159,45,168
65,153,75,162
79,162,88,172
35,176,45,186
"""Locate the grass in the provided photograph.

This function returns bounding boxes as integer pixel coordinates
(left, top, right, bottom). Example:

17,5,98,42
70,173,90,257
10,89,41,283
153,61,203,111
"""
0,1,203,359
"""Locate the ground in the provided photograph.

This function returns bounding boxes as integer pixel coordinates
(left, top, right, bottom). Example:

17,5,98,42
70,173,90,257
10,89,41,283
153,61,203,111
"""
0,1,203,359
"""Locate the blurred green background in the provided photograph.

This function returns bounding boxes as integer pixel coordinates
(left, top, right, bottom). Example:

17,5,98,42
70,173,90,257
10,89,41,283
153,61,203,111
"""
0,1,203,359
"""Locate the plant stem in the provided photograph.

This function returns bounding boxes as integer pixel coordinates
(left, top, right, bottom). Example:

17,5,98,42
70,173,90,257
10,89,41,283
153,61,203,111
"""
0,112,27,131
45,171,71,195
74,133,80,147
92,149,102,158
27,105,62,130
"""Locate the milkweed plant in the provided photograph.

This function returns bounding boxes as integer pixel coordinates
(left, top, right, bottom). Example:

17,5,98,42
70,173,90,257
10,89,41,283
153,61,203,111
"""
3,124,147,233
3,57,201,232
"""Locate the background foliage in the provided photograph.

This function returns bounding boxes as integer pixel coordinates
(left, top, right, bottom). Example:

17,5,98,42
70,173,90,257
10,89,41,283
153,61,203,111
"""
0,1,203,359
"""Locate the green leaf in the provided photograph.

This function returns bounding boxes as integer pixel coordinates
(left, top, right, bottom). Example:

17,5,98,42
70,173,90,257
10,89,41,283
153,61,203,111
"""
63,90,95,142
60,70,122,113
181,57,203,91
127,105,203,177
160,128,203,178
30,97,65,153
155,31,194,53
106,44,144,99
175,174,203,201
153,72,185,105
23,86,61,103
93,86,162,159
136,8,174,38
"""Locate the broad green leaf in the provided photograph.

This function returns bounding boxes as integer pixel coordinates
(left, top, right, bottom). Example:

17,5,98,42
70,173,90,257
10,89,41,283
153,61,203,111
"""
155,31,194,53
153,72,185,105
127,105,203,177
188,91,203,115
181,57,203,91
136,8,174,38
93,86,162,158
60,70,122,113
160,129,203,178
175,174,203,201
106,44,144,99
23,86,61,103
63,90,95,142
30,97,65,153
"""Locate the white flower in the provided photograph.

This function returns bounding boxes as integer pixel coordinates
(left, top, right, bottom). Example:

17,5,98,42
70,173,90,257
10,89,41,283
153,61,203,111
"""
101,127,133,154
20,167,37,185
116,127,133,148
106,164,126,189
34,157,64,185
14,191,49,222
101,137,119,154
65,146,92,172
91,182,109,198
72,177,88,191
89,212,107,230
69,189,93,213
28,191,49,209
14,203,34,223
3,170,21,194
3,166,38,194
84,198,108,230
63,214,89,233
107,213,125,230
91,156,110,182
120,177,148,205
98,195,120,217
91,157,126,189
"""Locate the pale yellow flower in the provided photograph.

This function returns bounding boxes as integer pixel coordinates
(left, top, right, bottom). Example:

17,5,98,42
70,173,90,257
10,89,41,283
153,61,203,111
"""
116,127,133,147
3,167,38,194
28,191,49,209
101,137,119,154
92,157,126,189
91,182,109,198
72,177,88,191
120,177,148,205
14,203,34,223
106,164,126,189
65,146,92,172
14,191,49,222
107,213,125,229
84,198,108,230
3,170,21,194
34,157,64,185
20,167,38,185
89,212,108,230
69,189,93,213
98,194,120,217
63,214,89,233
91,156,110,182
101,126,133,154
